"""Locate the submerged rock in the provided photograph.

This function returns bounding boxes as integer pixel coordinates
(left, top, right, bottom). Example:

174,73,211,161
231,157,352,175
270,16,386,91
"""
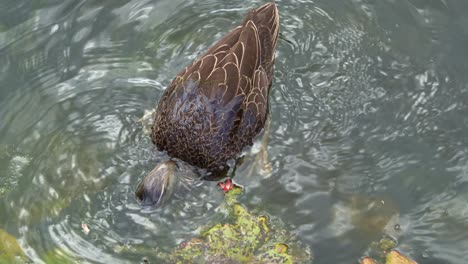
386,250,417,264
361,257,377,264
360,249,417,264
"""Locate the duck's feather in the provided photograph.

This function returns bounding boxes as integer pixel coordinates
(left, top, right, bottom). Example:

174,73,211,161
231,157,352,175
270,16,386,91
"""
152,2,279,173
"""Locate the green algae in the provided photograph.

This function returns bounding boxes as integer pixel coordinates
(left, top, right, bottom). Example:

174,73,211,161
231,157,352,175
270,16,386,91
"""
159,186,311,263
0,229,27,263
368,236,398,262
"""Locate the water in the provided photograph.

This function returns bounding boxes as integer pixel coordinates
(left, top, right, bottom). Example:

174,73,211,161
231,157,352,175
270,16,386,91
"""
1,0,468,263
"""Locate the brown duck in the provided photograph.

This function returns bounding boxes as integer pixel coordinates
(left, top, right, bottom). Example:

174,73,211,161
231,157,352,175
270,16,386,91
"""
137,2,279,206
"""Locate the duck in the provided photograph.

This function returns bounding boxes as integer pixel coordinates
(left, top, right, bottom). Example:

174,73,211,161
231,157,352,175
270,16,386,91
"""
136,2,279,206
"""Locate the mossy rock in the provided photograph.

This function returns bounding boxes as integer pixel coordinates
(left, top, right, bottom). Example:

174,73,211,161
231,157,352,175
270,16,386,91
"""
368,237,397,261
0,229,27,263
159,186,311,263
254,243,294,264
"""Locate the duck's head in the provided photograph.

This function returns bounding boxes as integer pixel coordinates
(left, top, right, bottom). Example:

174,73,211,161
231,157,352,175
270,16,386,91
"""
136,160,197,207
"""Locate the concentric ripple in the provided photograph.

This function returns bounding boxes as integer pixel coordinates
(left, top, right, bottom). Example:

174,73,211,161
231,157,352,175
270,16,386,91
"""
1,0,468,263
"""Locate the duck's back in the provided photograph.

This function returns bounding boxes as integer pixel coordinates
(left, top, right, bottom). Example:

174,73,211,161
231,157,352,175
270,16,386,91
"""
152,3,279,173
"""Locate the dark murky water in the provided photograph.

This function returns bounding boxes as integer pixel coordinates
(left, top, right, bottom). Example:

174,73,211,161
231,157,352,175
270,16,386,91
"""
1,0,468,263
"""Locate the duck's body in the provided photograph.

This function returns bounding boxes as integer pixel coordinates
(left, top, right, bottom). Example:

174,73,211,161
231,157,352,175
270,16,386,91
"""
138,2,279,206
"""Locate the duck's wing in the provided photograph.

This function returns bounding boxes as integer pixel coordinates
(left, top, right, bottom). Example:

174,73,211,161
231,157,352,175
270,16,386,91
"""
153,3,279,169
230,3,279,147
151,22,249,169
158,3,278,111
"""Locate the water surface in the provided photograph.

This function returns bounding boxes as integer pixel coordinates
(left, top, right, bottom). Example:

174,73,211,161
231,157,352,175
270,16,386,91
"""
1,0,468,263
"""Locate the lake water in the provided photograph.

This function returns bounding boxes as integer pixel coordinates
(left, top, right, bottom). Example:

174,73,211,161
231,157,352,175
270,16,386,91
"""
1,0,468,263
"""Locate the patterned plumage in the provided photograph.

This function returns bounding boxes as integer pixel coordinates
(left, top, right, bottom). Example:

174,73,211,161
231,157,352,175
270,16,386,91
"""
137,2,279,206
152,2,279,174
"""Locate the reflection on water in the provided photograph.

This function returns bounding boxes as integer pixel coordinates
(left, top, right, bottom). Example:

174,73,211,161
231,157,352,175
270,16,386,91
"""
1,0,468,263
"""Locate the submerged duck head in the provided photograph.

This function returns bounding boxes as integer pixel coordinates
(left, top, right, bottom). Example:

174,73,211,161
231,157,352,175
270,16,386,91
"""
136,160,198,206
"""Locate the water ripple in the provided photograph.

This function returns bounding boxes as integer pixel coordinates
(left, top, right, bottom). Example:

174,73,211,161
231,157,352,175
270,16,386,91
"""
1,0,468,263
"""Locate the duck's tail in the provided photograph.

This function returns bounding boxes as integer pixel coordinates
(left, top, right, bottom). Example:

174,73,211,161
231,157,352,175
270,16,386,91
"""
247,2,280,80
